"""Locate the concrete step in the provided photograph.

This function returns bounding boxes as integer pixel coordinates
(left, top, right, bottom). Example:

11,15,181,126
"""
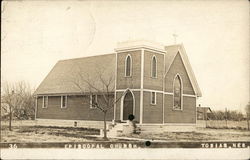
106,123,128,137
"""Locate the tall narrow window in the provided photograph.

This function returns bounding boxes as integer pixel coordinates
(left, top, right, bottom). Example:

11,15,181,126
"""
173,75,182,110
90,95,98,108
42,96,48,108
61,96,67,108
151,56,157,78
151,92,156,105
125,55,132,77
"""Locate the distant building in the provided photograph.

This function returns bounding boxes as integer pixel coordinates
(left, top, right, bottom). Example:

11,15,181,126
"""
197,106,213,120
34,40,202,128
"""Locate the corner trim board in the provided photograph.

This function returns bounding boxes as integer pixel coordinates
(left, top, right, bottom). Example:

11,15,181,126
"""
140,49,144,124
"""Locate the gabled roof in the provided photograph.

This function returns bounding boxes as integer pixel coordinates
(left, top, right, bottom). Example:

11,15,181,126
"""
165,44,202,97
164,44,180,72
34,53,116,95
197,107,213,113
35,42,202,97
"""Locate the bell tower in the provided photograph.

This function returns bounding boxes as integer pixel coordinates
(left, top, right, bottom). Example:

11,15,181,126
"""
114,40,166,124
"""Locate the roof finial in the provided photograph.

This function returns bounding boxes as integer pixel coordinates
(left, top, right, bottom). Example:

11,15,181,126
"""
172,32,178,44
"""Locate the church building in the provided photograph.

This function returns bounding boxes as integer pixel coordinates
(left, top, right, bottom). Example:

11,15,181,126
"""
34,40,202,128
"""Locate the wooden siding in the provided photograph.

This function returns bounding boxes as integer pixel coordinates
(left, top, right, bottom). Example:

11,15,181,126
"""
164,94,196,123
143,92,163,123
36,95,114,121
165,53,195,95
143,51,164,91
116,50,141,90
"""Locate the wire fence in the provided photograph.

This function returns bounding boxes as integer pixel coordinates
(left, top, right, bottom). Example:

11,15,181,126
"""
196,120,249,130
205,120,249,130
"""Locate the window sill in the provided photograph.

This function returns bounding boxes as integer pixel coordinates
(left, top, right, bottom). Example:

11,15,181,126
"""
172,108,183,111
151,76,157,79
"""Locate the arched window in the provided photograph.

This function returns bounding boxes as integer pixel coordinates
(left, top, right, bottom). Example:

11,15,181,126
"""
151,56,157,78
125,55,132,77
173,74,182,110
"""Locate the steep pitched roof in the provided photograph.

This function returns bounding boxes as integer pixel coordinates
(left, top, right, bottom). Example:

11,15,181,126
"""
197,107,213,113
35,43,202,97
165,44,202,97
164,44,180,72
34,53,116,95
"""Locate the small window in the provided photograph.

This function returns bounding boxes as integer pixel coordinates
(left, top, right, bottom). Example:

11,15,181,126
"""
90,95,98,108
42,96,48,108
151,92,156,105
125,55,132,77
151,56,157,78
61,96,67,108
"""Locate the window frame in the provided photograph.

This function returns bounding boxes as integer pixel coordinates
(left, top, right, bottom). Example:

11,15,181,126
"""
61,95,67,108
125,54,132,77
150,92,157,105
173,74,183,111
151,55,157,78
90,94,98,109
42,96,48,108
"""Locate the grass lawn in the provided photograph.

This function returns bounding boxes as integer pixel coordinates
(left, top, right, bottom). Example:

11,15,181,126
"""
1,120,250,142
1,125,104,142
1,121,127,142
129,127,250,142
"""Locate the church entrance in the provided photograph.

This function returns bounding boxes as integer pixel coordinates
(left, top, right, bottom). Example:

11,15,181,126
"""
122,90,134,121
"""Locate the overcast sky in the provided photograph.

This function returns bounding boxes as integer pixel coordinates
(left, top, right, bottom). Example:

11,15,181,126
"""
2,0,249,112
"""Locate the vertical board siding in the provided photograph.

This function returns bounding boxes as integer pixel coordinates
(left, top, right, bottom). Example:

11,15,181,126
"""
165,53,195,95
164,94,196,123
116,50,141,90
36,95,114,121
143,92,163,123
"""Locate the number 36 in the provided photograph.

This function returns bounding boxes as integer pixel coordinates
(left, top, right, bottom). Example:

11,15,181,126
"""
9,144,17,149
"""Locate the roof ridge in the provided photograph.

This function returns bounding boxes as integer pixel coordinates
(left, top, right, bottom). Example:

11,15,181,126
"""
59,53,116,62
165,44,182,48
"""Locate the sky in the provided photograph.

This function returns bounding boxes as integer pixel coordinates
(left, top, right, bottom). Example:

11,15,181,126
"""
1,0,249,112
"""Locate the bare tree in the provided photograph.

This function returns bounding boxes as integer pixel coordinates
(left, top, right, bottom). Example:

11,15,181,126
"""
1,81,35,131
72,67,125,140
210,110,244,121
